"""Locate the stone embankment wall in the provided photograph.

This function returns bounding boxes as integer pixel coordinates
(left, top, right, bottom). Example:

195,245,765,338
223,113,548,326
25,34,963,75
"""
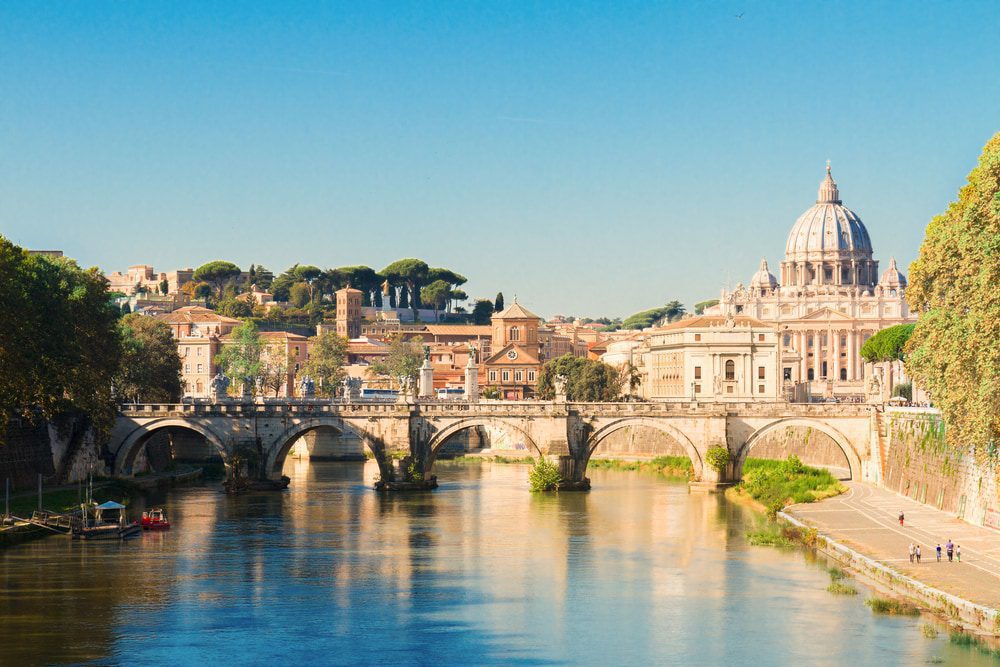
882,408,999,530
0,414,103,489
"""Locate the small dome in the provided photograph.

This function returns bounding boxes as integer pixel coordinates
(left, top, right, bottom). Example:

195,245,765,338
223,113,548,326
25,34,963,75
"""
750,258,778,290
879,257,907,288
785,164,873,261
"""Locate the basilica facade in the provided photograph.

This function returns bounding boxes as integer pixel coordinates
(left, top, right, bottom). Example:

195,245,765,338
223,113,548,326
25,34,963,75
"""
709,164,915,398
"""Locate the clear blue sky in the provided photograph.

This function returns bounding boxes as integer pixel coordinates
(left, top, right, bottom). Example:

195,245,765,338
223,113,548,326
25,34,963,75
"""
1,2,998,318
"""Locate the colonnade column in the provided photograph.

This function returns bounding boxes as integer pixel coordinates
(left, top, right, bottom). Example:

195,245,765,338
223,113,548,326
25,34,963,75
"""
847,331,856,380
812,332,822,382
798,331,808,382
832,330,841,381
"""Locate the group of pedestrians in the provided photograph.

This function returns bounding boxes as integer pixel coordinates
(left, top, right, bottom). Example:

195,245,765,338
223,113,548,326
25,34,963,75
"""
902,510,961,564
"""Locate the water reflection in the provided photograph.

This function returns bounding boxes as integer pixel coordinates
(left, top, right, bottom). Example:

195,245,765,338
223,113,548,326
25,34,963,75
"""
0,461,995,666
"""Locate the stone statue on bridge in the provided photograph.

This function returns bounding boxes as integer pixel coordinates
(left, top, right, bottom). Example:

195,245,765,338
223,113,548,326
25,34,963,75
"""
299,375,316,398
341,376,362,402
210,372,230,401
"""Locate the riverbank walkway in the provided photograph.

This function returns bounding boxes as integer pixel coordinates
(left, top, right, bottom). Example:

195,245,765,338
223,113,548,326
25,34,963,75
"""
788,482,1000,610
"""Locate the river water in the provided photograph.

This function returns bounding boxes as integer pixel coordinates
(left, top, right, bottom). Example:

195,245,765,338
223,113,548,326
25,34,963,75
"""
1,460,996,666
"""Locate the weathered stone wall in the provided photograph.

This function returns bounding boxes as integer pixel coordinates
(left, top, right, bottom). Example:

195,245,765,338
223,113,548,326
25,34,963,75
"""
590,425,688,459
748,426,851,472
0,413,103,488
883,409,999,530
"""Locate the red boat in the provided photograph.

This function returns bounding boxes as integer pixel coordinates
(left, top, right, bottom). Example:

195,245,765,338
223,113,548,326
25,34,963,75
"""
141,509,171,530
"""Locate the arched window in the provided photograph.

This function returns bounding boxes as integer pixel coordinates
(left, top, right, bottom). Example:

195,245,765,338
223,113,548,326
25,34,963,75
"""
808,368,814,381
725,360,735,381
840,368,847,381
510,326,520,341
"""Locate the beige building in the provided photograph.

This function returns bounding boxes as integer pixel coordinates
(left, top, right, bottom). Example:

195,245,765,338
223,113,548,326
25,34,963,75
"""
107,265,194,295
335,287,363,339
159,306,242,397
484,300,544,400
643,315,781,401
711,165,915,399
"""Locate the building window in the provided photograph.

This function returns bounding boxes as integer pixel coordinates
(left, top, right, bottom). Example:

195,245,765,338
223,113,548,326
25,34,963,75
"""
783,367,792,381
735,305,743,314
197,363,203,373
514,370,523,382
184,364,190,373
294,363,300,373
694,334,701,341
295,346,300,355
694,366,701,379
821,334,827,347
758,366,765,380
783,334,791,346
821,362,827,378
840,368,847,381
489,370,497,382
502,370,510,382
197,347,202,357
824,268,833,282
694,384,701,394
510,327,520,341
758,334,765,342
808,368,814,381
758,385,765,394
726,385,734,394
527,371,535,382
808,336,813,347
182,347,188,357
725,360,735,381
841,335,847,347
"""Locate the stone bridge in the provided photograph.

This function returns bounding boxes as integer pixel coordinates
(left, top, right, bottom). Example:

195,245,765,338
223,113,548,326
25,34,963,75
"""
108,400,878,490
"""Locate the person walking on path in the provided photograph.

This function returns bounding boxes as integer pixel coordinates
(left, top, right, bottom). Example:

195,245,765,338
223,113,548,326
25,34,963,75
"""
946,540,954,562
936,544,942,562
956,545,961,562
915,545,921,563
899,511,905,526
908,543,915,563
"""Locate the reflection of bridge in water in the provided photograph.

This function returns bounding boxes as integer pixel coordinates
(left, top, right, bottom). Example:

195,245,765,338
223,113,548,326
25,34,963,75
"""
110,400,878,490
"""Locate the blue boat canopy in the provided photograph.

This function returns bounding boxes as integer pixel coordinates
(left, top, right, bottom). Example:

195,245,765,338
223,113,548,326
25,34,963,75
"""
95,501,126,510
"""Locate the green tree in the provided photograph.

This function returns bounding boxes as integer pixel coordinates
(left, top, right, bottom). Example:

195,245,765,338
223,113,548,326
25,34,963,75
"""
114,314,182,403
336,265,382,306
905,132,1000,457
368,336,424,394
471,299,494,325
536,354,624,401
301,331,349,396
217,298,254,319
251,265,274,290
260,342,292,397
159,279,169,295
294,265,323,302
270,265,299,302
494,292,505,312
382,259,430,320
0,240,121,438
215,321,263,394
420,280,452,321
193,261,241,300
860,324,916,363
289,282,311,308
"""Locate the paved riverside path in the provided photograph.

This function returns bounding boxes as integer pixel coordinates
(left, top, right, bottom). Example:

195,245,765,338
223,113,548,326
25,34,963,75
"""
787,482,1000,610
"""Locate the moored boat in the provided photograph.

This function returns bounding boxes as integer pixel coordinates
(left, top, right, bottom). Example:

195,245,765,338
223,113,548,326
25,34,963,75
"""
141,508,171,530
73,501,141,540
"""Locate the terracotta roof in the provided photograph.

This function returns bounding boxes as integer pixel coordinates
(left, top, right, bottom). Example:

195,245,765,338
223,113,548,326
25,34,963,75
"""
158,306,241,325
424,325,492,336
653,315,771,331
492,301,541,321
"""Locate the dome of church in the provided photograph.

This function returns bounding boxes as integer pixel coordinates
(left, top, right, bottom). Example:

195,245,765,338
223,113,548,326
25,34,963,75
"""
784,165,874,261
879,256,907,288
749,258,778,290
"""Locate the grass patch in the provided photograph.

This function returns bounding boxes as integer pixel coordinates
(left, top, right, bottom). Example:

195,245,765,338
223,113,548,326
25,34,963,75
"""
866,596,920,616
6,478,143,517
745,522,795,548
826,582,858,595
587,456,693,479
740,456,846,518
921,624,939,639
828,566,846,581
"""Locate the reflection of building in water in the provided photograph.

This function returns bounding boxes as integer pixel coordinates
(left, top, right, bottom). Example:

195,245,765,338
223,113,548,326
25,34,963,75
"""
710,165,916,399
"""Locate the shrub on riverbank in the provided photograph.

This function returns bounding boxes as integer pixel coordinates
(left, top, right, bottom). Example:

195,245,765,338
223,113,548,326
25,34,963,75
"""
827,582,858,595
866,596,920,616
528,458,562,492
741,456,845,518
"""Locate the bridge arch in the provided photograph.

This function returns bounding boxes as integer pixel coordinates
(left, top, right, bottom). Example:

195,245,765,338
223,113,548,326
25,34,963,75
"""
266,418,375,476
733,418,862,481
425,418,542,472
114,419,228,476
585,417,704,480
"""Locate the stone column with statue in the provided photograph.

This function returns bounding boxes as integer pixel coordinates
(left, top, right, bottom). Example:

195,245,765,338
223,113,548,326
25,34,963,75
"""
418,345,435,398
464,345,479,402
